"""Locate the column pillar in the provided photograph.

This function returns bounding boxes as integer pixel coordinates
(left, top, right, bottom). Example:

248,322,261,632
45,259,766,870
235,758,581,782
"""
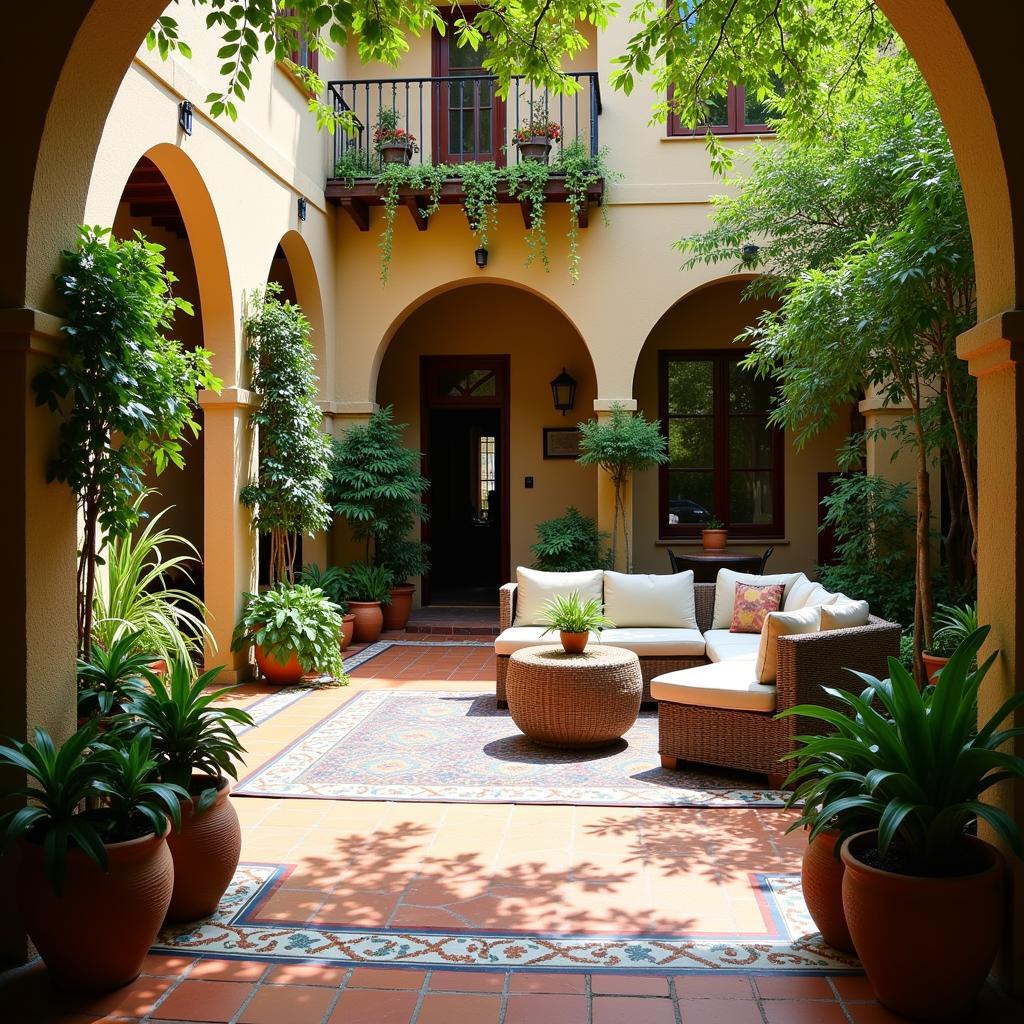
593,399,637,572
199,387,258,683
958,310,1024,991
0,307,77,963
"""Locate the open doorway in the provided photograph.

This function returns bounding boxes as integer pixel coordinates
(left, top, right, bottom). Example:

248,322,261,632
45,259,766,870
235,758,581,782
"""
421,356,509,605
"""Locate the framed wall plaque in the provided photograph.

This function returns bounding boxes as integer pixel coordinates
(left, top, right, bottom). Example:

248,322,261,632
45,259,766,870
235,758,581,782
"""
543,427,581,459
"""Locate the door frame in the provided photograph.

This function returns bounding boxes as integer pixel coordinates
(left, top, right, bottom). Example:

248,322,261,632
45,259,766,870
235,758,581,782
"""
419,354,511,605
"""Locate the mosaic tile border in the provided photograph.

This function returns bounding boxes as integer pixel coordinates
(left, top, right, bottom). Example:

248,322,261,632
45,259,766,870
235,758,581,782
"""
154,864,860,975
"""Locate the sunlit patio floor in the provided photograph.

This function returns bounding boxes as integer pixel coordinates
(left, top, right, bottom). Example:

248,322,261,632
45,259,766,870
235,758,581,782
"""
1,638,1020,1022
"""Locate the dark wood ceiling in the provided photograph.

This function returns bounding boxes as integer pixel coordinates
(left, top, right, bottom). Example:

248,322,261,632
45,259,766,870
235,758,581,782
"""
119,156,187,238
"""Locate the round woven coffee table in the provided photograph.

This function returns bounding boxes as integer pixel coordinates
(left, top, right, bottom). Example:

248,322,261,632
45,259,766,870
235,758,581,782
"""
505,646,643,748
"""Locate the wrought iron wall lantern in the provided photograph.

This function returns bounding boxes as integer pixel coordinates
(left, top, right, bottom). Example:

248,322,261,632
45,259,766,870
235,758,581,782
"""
550,367,577,416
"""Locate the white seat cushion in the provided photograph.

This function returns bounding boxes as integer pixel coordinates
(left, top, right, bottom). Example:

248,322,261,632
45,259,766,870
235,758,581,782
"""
652,661,777,713
603,570,697,628
512,567,604,627
712,569,801,629
599,628,706,657
495,627,598,655
820,600,870,631
704,629,761,663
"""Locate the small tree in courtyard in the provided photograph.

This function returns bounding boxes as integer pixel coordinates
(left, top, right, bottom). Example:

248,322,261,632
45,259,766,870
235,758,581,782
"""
34,226,219,657
576,404,667,572
241,285,332,586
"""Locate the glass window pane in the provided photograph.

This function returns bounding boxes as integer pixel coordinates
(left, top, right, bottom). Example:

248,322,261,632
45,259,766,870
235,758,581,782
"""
448,37,489,70
669,417,713,468
478,108,492,152
743,75,783,127
698,92,729,127
728,361,773,412
668,360,713,415
730,471,774,524
437,368,497,398
668,472,714,527
729,418,774,468
448,110,477,153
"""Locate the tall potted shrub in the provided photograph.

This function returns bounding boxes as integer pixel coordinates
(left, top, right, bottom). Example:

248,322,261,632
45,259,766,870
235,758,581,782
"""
576,403,667,572
329,405,429,630
33,226,219,657
531,507,611,572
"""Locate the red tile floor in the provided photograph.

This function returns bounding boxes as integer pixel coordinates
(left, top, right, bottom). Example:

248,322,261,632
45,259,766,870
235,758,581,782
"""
1,637,1020,1023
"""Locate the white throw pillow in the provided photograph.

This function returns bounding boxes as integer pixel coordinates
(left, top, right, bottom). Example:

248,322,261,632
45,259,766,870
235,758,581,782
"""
712,569,801,630
801,584,839,609
756,606,821,683
783,574,818,612
603,570,697,629
513,566,604,627
820,600,870,631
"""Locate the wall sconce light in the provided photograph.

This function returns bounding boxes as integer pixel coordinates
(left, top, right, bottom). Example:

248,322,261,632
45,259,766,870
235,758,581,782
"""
550,367,577,416
178,100,194,136
474,246,488,269
298,196,308,221
741,242,760,265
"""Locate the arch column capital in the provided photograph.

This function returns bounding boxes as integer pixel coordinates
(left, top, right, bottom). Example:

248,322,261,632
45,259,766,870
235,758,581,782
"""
593,398,637,413
957,310,1024,377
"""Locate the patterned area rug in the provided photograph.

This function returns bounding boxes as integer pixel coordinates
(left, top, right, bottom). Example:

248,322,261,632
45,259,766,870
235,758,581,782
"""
154,864,858,974
236,690,788,807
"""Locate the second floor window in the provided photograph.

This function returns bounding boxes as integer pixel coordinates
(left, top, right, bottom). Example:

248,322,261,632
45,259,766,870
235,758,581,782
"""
667,83,775,136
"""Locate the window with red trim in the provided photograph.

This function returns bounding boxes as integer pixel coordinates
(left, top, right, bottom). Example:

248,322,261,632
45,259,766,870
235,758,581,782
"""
281,7,318,73
667,83,776,136
658,351,784,537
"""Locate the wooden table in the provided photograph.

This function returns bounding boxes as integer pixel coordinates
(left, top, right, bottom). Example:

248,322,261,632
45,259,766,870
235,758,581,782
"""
668,548,768,583
505,646,643,748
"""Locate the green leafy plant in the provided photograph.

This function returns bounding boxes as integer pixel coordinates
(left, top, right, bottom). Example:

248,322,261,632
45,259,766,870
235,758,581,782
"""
120,660,254,812
505,156,552,272
779,628,1024,874
344,563,394,605
576,403,668,571
511,100,562,145
540,592,614,635
375,161,447,283
0,725,185,891
232,584,346,681
299,564,349,614
703,515,725,531
241,284,333,585
77,629,158,721
373,107,418,153
555,141,612,282
329,405,430,581
32,226,219,655
90,498,215,670
531,507,611,572
928,601,980,658
334,146,378,184
460,161,501,251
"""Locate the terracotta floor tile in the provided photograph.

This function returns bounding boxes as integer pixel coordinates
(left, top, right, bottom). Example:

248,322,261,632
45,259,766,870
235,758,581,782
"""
264,964,346,987
508,973,587,994
415,993,501,1024
151,979,254,1022
189,959,268,982
592,995,677,1024
327,988,418,1024
428,970,506,992
761,1002,850,1024
755,975,836,1000
238,984,334,1024
591,974,671,996
504,993,589,1023
845,1004,915,1024
141,955,196,977
346,967,426,990
674,975,756,1000
59,976,173,1018
829,974,876,1002
677,997,764,1023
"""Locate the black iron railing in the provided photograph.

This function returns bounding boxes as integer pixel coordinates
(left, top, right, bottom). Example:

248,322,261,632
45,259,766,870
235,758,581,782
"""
327,72,601,177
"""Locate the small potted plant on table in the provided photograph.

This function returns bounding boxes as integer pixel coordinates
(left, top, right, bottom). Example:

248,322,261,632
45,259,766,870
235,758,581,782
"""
701,515,727,549
374,108,418,165
344,563,394,643
512,102,561,163
922,600,978,683
540,591,614,654
232,583,346,684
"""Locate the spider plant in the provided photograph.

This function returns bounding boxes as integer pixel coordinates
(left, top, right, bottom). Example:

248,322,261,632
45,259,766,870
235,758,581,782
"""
76,628,158,720
926,600,979,657
90,499,214,669
539,592,615,635
299,563,349,614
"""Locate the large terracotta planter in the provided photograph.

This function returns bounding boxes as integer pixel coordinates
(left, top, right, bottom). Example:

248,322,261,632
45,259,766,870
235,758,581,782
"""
340,613,356,651
559,630,589,654
701,529,728,550
382,584,415,631
841,829,1005,1021
18,827,173,992
254,642,304,685
166,781,241,922
801,829,854,953
349,600,384,643
515,136,553,163
921,652,949,684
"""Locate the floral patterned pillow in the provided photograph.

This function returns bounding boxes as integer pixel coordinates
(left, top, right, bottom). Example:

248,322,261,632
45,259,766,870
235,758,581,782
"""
730,582,785,633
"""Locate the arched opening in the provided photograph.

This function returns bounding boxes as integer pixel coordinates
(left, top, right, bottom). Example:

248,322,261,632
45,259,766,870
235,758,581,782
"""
631,278,854,577
375,282,597,605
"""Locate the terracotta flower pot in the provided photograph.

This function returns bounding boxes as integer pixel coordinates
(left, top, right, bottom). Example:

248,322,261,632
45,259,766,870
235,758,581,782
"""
382,584,415,631
801,829,854,953
349,600,384,643
18,827,173,992
254,642,304,685
560,630,589,654
379,142,413,165
841,829,1005,1021
340,612,356,651
701,529,728,550
165,780,241,922
516,136,553,163
921,652,950,684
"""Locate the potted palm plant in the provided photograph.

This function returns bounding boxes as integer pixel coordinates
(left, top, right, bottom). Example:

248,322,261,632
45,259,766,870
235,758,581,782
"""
512,101,561,163
374,108,418,165
301,563,355,649
539,591,614,654
0,726,184,991
701,515,728,550
232,583,347,684
120,660,253,921
344,562,394,643
788,628,1024,1021
76,628,157,724
922,599,978,683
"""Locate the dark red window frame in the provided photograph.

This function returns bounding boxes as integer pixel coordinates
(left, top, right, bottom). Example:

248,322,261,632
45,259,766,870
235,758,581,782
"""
667,83,772,137
281,7,318,73
658,349,785,539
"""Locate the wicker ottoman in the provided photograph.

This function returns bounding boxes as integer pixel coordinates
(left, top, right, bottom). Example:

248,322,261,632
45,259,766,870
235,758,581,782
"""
505,646,643,748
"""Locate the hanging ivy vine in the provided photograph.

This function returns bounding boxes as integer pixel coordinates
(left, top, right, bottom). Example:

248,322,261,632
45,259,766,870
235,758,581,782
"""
504,158,552,273
376,162,447,284
459,161,500,250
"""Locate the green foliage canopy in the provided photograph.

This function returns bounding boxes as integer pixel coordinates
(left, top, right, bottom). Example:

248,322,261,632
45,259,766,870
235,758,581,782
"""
532,507,611,572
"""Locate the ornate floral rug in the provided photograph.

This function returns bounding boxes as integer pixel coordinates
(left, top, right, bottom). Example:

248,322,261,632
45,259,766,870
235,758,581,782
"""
235,690,788,807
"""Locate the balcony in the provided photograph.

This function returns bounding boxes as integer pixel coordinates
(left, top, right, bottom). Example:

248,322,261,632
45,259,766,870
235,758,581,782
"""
325,72,603,231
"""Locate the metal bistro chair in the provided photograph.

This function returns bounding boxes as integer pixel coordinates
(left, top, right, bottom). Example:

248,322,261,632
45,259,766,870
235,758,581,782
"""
667,546,775,583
